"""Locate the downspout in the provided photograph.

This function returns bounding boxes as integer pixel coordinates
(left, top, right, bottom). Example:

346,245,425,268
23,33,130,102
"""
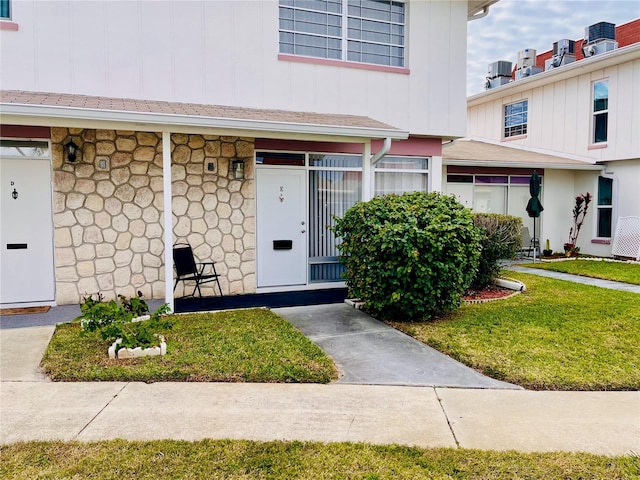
468,6,491,21
371,137,392,166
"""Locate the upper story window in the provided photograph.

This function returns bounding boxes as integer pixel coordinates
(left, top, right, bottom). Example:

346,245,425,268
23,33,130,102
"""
1,0,11,19
279,0,405,68
592,80,608,144
504,100,528,138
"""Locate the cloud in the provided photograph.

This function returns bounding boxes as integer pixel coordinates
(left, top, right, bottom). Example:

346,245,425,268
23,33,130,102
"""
467,0,640,95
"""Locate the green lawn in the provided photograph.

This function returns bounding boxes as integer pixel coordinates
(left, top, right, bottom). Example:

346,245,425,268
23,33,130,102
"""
389,273,640,390
522,259,640,285
41,308,337,383
2,440,637,480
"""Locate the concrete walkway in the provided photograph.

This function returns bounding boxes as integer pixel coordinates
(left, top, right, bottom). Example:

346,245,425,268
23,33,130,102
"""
276,304,517,389
508,264,640,293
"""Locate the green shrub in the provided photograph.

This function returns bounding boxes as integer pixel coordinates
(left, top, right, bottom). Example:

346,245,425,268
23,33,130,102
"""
471,214,523,289
77,292,171,350
333,192,482,320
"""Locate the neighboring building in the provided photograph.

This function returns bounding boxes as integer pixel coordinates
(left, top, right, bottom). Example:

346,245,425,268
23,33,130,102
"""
443,18,640,258
0,0,499,308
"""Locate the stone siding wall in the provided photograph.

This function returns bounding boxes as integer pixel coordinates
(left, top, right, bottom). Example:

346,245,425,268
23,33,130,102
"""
171,134,255,297
51,128,255,305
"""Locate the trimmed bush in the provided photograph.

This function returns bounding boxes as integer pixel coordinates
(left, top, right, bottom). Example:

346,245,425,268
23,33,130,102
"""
333,192,482,320
471,213,523,289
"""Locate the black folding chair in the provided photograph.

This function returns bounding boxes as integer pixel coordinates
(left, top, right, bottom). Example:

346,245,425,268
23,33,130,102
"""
173,242,223,297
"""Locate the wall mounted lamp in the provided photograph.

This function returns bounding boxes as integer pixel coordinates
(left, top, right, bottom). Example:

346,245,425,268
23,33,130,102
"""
232,159,244,179
64,140,79,163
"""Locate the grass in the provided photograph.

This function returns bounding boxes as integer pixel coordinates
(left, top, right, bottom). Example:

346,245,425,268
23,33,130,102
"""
41,308,337,383
522,259,640,285
388,272,640,390
1,440,638,479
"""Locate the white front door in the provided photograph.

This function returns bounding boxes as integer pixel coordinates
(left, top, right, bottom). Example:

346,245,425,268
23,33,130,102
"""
256,168,307,287
0,156,55,304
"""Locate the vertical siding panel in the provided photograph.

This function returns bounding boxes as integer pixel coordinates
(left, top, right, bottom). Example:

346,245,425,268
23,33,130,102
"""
563,76,579,154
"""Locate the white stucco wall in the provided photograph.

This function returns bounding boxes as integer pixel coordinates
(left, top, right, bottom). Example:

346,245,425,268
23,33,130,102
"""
0,0,468,137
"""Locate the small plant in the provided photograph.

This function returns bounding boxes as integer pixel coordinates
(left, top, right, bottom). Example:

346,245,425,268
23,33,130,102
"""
542,239,553,257
471,214,522,289
77,291,171,350
566,192,592,256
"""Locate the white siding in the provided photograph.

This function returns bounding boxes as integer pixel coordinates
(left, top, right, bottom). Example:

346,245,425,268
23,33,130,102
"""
0,0,469,136
468,57,640,161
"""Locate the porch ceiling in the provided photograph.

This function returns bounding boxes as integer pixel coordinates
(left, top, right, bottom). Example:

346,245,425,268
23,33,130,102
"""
443,138,604,170
0,90,408,142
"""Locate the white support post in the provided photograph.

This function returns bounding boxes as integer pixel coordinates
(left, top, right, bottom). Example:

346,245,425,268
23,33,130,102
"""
430,156,443,193
362,141,372,201
162,131,174,312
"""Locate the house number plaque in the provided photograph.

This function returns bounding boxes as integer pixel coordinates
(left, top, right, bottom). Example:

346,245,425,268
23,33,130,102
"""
279,186,285,202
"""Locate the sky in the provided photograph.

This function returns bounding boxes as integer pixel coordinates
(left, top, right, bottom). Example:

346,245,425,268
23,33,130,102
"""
467,0,640,96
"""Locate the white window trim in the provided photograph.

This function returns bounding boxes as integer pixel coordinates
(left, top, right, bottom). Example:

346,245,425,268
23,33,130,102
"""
594,174,616,240
503,100,529,139
591,79,609,146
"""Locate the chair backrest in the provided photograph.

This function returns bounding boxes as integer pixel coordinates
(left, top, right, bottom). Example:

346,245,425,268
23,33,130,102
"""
173,243,197,276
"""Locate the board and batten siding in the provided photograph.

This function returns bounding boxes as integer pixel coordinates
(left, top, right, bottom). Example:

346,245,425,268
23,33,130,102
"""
0,0,468,137
467,58,640,161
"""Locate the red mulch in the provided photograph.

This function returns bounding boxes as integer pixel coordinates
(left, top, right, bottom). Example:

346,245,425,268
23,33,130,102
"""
462,286,513,301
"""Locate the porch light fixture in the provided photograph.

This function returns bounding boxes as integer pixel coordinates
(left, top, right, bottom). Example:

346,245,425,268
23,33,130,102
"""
64,140,79,163
232,159,244,179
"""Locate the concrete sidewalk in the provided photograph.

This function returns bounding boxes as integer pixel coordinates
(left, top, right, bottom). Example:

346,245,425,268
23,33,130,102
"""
1,311,639,455
1,270,639,455
1,381,638,455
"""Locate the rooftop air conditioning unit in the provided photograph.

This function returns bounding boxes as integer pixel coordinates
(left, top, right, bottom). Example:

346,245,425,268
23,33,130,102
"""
583,22,617,57
515,65,543,80
553,39,575,56
546,39,576,70
517,48,537,69
488,60,512,79
584,22,615,44
485,60,512,90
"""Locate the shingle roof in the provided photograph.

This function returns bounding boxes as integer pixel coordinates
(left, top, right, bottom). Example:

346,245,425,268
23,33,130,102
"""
0,90,402,135
443,138,601,169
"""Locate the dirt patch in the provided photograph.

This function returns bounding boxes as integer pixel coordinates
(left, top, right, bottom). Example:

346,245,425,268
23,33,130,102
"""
462,286,515,303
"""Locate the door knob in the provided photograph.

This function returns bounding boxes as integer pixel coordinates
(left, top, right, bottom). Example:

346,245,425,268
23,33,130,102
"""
301,229,306,233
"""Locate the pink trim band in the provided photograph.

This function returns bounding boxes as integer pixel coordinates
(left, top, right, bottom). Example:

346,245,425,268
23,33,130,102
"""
591,239,611,244
502,134,527,142
255,137,442,157
278,54,410,75
588,143,607,150
0,125,51,139
0,21,18,31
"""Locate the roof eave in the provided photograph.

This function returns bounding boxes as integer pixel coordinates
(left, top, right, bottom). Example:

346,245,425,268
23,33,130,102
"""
0,103,409,143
